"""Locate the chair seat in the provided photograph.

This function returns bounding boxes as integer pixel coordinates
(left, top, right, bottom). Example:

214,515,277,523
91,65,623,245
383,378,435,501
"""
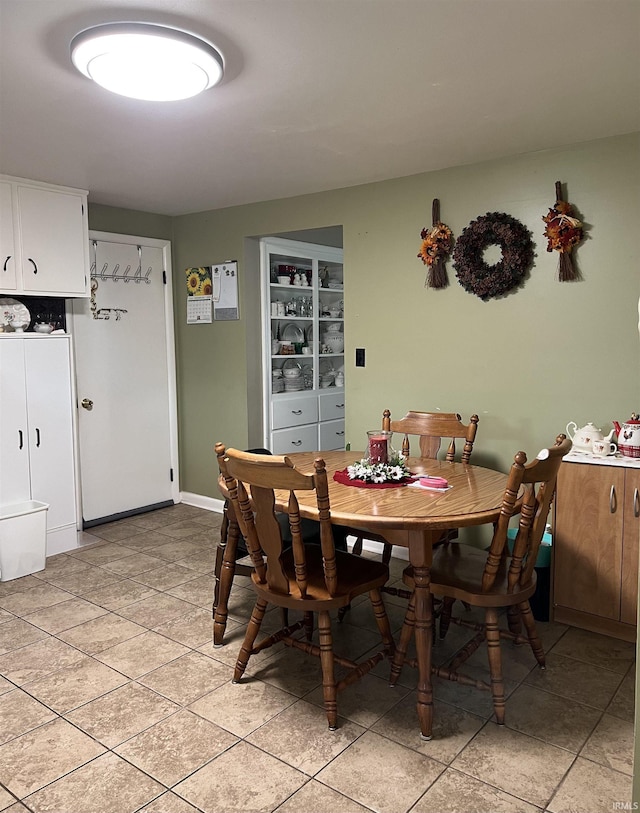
252,546,390,611
402,543,537,608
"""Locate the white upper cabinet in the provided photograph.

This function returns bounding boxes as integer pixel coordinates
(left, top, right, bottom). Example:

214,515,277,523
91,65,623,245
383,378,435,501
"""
0,175,89,297
0,181,17,291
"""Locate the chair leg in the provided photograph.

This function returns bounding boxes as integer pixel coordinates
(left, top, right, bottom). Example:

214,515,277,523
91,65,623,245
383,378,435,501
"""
304,611,314,641
213,508,241,647
518,600,546,668
317,610,338,730
439,596,455,639
337,603,351,622
233,598,267,682
485,607,506,726
390,593,416,687
369,588,395,657
507,605,523,639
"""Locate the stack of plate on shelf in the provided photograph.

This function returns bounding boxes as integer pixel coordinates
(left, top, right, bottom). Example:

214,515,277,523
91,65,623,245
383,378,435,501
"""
282,360,304,392
272,369,284,393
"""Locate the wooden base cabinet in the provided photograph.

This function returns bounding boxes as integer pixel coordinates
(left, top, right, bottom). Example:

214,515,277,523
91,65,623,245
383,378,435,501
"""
553,460,639,641
0,335,79,556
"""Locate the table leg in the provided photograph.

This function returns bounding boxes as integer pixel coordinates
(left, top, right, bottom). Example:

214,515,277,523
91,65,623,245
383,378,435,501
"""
408,530,435,741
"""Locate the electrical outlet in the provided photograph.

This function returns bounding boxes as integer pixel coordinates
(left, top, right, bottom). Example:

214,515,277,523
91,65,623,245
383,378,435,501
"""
355,348,365,367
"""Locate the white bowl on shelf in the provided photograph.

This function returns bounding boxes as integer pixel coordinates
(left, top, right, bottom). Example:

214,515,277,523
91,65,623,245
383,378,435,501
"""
323,334,344,353
277,275,290,285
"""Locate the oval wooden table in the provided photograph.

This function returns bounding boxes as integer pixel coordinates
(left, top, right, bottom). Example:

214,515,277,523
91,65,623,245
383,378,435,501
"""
270,450,511,740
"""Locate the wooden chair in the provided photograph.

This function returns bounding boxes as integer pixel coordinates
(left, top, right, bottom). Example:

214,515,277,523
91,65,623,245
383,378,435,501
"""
213,448,349,646
389,434,572,728
215,443,395,730
352,410,479,564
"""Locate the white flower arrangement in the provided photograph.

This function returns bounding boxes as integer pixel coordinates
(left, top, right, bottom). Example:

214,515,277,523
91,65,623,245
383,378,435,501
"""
347,452,411,484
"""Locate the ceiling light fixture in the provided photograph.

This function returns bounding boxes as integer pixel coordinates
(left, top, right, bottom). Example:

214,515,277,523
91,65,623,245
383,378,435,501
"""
70,22,224,102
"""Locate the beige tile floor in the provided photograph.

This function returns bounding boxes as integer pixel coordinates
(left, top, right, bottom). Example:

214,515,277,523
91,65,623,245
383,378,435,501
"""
0,503,635,813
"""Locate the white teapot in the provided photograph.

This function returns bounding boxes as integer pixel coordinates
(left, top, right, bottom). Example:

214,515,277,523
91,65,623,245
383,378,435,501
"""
566,421,614,453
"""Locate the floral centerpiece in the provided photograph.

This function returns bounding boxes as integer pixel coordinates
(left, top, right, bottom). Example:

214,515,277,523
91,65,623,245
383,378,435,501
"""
347,451,411,484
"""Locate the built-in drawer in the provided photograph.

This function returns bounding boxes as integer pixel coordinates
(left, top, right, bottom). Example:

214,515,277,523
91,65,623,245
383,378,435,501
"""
319,419,346,451
271,424,318,454
272,394,318,430
318,390,346,422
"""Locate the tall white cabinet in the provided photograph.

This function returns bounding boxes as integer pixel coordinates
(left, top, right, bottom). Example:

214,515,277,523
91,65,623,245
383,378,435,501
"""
261,238,345,454
0,335,78,555
0,175,89,297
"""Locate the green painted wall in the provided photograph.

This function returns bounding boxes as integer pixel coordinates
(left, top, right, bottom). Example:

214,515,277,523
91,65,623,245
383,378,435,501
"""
88,203,173,241
171,132,639,499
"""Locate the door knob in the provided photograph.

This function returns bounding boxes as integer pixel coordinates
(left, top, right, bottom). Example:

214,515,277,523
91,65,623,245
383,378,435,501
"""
81,398,93,410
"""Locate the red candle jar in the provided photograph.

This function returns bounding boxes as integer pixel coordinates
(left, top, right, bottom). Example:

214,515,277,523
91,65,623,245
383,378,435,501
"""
367,430,392,464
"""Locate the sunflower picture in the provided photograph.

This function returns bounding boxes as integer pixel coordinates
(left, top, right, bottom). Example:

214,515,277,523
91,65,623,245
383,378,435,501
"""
186,267,212,296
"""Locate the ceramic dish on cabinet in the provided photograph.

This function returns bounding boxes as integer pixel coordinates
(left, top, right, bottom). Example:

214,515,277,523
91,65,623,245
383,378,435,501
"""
0,298,31,332
280,323,305,343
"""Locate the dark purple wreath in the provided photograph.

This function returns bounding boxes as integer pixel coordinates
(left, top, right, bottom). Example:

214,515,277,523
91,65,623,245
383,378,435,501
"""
452,212,534,301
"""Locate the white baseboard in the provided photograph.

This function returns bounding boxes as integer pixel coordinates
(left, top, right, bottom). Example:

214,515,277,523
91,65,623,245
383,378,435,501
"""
180,492,224,513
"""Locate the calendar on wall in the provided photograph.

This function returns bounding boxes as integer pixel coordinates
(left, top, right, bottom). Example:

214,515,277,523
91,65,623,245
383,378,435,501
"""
185,262,238,323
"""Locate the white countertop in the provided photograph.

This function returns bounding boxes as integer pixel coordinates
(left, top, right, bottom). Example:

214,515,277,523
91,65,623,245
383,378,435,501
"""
563,450,640,468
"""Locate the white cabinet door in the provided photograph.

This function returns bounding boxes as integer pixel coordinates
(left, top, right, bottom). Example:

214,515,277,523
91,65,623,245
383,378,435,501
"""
0,340,31,505
17,185,88,296
0,181,17,291
24,339,77,531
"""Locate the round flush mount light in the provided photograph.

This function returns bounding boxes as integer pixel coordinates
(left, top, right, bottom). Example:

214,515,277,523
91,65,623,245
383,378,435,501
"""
70,22,224,101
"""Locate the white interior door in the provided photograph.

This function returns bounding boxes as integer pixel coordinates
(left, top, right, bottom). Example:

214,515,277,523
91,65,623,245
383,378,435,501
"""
71,233,179,525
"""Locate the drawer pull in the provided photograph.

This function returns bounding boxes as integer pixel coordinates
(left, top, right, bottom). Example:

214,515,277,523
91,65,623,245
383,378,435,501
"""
635,488,640,518
335,403,344,409
291,440,303,446
291,410,303,415
336,431,345,436
610,484,616,513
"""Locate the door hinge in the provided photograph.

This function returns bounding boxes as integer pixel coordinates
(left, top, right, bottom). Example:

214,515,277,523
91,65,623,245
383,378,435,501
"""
170,468,174,482
163,270,167,284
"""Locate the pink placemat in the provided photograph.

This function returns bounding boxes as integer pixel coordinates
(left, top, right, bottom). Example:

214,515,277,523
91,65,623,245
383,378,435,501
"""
333,468,413,489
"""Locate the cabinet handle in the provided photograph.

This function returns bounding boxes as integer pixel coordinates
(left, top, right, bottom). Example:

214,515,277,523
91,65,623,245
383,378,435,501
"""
28,258,38,275
291,410,303,415
35,428,41,447
3,255,10,272
635,488,640,518
18,429,23,450
336,431,345,436
335,403,344,409
610,484,617,513
291,440,303,446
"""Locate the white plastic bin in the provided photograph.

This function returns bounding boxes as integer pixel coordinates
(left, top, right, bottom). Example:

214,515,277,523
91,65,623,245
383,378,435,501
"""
0,501,49,581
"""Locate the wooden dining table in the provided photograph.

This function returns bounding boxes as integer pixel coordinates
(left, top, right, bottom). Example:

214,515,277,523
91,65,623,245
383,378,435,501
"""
270,449,512,740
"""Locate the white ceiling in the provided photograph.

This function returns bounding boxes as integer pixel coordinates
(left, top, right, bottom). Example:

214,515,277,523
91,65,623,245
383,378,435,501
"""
1,0,638,216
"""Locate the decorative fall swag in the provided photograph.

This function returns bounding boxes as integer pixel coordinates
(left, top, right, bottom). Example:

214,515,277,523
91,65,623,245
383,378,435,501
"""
542,181,583,282
417,199,453,289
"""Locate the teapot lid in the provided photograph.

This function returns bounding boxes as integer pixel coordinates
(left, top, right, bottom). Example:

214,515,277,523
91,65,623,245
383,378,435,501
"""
626,413,640,425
